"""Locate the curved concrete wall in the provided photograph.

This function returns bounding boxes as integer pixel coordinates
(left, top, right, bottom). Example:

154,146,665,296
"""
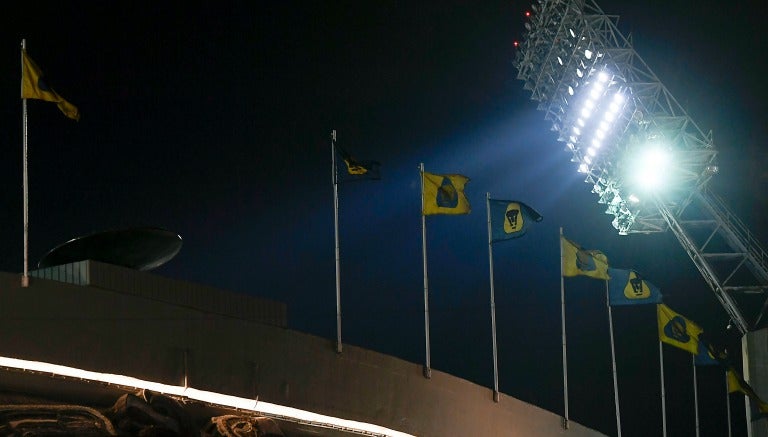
0,266,604,436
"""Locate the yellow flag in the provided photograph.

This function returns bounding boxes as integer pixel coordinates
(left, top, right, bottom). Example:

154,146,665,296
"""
727,369,744,394
561,236,609,280
422,172,470,215
21,50,80,121
657,303,703,355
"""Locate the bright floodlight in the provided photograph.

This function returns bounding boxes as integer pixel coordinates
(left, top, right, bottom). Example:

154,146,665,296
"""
634,147,671,190
597,71,609,82
585,49,593,59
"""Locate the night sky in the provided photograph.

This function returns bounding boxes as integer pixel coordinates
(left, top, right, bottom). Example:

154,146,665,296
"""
1,1,767,436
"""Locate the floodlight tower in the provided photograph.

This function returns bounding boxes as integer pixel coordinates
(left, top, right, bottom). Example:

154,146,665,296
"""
514,0,768,335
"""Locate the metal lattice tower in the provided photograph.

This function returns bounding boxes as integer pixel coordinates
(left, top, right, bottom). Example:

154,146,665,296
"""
514,0,768,333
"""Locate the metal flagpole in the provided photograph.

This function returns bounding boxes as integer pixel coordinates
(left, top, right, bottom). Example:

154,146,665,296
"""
559,227,569,428
20,39,30,288
605,280,622,437
331,130,342,353
660,341,668,437
693,354,700,437
726,370,733,437
420,163,431,378
742,336,753,437
487,193,499,402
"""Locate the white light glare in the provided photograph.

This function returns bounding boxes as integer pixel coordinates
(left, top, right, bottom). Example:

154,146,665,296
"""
584,155,592,164
572,126,581,135
569,28,576,38
592,139,601,148
589,88,601,99
635,147,671,190
587,147,596,156
577,118,585,127
628,194,640,203
568,86,575,96
584,99,595,109
0,356,414,437
581,107,591,118
578,163,589,173
613,93,624,103
557,56,564,65
585,49,593,59
598,71,609,82
576,68,584,78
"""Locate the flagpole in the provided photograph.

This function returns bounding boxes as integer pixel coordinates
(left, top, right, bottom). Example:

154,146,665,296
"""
420,162,431,379
20,39,30,288
605,280,622,437
331,130,342,353
660,341,668,437
559,227,569,429
742,336,753,437
726,370,733,437
487,193,499,402
692,354,700,437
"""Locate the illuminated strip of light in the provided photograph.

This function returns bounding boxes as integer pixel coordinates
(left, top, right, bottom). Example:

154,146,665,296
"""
0,356,415,437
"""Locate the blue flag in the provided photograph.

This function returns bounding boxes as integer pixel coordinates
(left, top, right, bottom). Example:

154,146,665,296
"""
489,200,542,242
608,268,662,306
694,338,723,366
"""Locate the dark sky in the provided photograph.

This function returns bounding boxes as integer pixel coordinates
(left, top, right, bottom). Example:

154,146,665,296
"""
1,1,767,436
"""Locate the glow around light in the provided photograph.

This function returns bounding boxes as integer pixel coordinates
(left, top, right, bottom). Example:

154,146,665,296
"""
0,356,415,437
585,49,593,59
634,147,672,190
578,163,589,173
598,71,609,82
628,194,640,203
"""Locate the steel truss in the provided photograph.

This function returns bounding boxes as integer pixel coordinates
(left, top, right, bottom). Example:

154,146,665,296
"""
514,0,768,332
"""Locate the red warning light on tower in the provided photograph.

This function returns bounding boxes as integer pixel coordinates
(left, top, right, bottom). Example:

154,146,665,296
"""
525,11,531,18
513,41,520,48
